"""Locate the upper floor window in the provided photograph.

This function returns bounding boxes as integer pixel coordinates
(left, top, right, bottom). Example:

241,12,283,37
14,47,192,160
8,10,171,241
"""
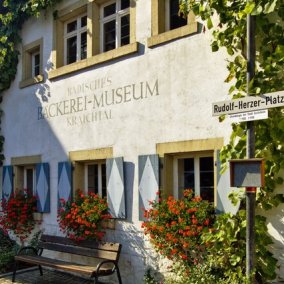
166,0,187,30
64,14,87,65
100,0,130,52
32,52,40,77
19,38,44,89
148,0,197,47
49,0,137,79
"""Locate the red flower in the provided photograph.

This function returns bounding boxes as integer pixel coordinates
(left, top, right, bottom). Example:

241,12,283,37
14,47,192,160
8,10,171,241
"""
57,189,111,241
0,190,38,242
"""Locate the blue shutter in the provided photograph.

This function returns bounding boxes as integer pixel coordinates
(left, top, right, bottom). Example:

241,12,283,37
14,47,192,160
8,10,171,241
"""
2,165,13,201
138,155,159,220
58,162,72,208
216,150,239,214
106,157,125,218
36,163,50,212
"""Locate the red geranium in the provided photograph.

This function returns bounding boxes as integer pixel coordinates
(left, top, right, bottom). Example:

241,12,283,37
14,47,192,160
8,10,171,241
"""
0,190,38,242
57,190,112,241
142,189,215,265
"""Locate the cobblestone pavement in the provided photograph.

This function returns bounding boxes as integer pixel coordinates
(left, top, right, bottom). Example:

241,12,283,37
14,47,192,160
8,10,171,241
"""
0,268,98,284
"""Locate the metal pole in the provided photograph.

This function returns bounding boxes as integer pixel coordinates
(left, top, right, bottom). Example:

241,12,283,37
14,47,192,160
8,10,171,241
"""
246,6,256,283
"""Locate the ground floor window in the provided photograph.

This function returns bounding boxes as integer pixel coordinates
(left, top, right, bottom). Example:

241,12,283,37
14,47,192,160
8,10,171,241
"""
85,161,107,197
24,166,36,197
174,154,214,202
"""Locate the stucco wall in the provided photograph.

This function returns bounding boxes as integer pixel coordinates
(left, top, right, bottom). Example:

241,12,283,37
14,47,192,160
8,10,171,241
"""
2,1,282,283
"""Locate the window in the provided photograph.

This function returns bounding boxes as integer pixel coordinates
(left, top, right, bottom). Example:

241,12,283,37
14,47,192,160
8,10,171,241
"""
24,166,36,197
64,14,87,65
148,0,197,47
85,161,107,197
19,38,43,88
157,138,224,205
166,0,187,31
32,52,40,77
174,154,214,202
100,0,130,52
49,0,137,79
9,155,51,213
68,148,126,218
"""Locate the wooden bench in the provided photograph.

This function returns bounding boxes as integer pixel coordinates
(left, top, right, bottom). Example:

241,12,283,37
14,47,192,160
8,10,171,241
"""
12,234,122,284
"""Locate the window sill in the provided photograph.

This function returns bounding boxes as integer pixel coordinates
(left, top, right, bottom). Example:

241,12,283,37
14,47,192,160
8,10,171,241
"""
48,42,139,80
19,75,44,89
147,23,198,48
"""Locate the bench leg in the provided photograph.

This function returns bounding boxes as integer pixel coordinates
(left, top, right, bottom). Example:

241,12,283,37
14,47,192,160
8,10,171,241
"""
38,265,43,275
116,267,122,284
12,261,18,282
94,275,99,283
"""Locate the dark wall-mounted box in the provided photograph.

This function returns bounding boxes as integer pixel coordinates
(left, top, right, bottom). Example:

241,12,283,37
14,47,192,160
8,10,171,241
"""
230,159,265,187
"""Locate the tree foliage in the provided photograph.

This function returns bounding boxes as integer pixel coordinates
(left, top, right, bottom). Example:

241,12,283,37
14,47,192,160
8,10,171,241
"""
0,0,60,162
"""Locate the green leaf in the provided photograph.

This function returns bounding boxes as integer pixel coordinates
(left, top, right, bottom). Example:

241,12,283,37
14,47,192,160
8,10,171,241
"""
264,0,277,14
207,17,213,29
244,2,256,14
211,41,219,52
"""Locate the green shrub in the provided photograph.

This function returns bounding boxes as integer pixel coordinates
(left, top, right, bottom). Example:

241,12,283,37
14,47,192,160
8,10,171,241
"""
0,229,18,273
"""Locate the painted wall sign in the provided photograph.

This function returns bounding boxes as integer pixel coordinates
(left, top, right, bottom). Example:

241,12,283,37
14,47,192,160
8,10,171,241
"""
37,78,159,126
212,90,284,116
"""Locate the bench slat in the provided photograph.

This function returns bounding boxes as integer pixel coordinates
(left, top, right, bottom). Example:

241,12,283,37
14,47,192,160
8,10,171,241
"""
15,255,114,277
38,241,119,261
40,235,120,252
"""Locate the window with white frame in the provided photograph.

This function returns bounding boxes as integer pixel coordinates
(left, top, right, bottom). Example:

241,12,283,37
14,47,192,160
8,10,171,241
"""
165,0,187,31
64,14,87,65
32,51,40,77
85,161,107,197
19,38,43,88
24,166,36,197
173,153,214,202
100,0,130,52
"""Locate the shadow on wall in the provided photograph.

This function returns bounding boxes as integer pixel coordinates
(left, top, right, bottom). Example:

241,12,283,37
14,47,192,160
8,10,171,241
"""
104,222,165,283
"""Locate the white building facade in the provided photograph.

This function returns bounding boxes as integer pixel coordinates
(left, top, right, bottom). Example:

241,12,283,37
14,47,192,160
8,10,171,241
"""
1,0,283,283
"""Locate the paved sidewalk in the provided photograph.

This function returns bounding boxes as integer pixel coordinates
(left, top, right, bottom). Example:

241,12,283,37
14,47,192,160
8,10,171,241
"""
0,268,97,284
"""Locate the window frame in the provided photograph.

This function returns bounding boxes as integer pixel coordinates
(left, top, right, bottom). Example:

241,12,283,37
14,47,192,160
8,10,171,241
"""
64,13,88,65
19,38,43,89
165,0,187,31
23,165,36,197
100,0,130,52
84,160,107,197
49,0,137,80
31,51,40,77
148,0,198,47
173,152,214,201
157,138,224,206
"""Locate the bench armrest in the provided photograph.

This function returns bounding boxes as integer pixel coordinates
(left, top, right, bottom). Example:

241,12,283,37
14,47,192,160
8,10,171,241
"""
17,246,39,256
96,259,118,274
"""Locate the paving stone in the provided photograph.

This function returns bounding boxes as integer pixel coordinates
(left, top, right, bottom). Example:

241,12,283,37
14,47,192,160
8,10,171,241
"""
0,268,98,284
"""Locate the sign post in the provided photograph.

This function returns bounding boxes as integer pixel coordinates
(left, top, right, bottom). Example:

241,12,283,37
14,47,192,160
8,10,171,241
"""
246,7,256,283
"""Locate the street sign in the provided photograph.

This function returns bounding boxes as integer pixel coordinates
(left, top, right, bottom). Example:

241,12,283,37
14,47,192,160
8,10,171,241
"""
229,109,268,123
212,90,284,116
